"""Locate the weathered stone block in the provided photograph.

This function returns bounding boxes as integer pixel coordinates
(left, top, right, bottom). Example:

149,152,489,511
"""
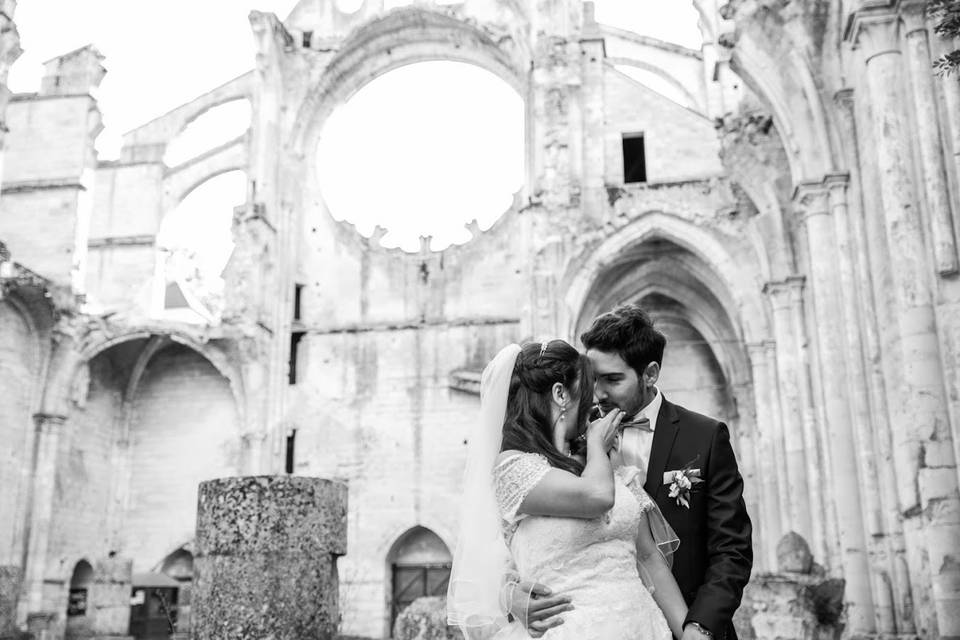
392,597,462,640
776,532,813,574
0,566,22,638
193,476,347,640
733,573,844,640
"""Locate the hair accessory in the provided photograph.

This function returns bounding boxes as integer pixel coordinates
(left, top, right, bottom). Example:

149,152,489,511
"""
538,341,549,360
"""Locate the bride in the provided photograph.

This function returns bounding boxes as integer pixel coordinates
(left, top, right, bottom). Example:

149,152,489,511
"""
447,341,688,640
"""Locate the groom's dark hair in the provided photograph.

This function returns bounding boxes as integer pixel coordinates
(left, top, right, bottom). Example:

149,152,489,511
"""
581,303,666,376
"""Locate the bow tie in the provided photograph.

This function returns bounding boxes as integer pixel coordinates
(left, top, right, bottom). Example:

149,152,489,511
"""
621,416,652,433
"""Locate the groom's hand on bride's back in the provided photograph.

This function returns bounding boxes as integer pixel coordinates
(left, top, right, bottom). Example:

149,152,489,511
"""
507,580,572,638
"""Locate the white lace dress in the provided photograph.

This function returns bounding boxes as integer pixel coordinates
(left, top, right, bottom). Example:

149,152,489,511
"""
492,453,672,640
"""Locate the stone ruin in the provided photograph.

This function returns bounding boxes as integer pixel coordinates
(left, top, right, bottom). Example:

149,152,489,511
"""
2,0,960,637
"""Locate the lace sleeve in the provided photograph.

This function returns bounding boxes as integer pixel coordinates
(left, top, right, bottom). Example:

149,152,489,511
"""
619,465,656,513
494,453,552,525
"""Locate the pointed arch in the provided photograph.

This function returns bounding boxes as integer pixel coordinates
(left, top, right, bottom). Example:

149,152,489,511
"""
562,211,770,345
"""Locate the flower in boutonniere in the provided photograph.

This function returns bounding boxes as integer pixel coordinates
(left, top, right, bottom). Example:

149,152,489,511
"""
667,458,704,509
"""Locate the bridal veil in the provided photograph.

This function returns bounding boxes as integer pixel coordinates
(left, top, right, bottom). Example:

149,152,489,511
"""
447,343,520,639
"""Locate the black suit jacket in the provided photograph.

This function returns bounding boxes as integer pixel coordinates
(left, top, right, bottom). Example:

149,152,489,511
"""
643,397,753,640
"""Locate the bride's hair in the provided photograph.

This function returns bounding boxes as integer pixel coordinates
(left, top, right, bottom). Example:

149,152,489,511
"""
500,340,593,475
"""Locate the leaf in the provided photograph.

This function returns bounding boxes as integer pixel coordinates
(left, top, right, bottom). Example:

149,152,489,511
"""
679,496,690,509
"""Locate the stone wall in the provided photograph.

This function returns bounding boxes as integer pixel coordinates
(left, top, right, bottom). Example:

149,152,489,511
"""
47,357,123,575
0,300,37,566
289,323,515,637
123,344,241,572
603,68,724,184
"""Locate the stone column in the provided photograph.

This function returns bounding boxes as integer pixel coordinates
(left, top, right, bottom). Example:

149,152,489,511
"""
823,174,884,535
193,476,347,640
795,181,875,634
850,12,960,636
762,279,822,559
22,413,67,615
579,5,606,223
746,342,786,570
902,6,958,276
88,555,133,640
834,87,913,636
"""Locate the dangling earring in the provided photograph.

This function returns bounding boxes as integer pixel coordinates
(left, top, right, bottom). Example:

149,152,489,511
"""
554,401,569,454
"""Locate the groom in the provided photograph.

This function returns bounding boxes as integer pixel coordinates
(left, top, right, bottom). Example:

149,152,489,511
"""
516,304,752,639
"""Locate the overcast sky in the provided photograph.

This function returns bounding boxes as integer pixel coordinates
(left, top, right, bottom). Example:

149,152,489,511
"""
9,0,701,259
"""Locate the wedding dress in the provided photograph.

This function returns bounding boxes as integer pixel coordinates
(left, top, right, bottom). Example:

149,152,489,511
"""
492,453,672,640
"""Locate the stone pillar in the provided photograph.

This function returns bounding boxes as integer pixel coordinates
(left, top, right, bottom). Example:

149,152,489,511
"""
579,7,606,223
23,413,67,615
193,476,347,640
746,342,786,570
850,12,960,636
0,565,22,639
902,6,958,276
834,86,914,636
823,174,885,536
794,181,875,634
88,555,133,640
762,278,825,563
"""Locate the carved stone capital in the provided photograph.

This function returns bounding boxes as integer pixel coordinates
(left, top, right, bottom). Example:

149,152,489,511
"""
746,342,768,360
763,276,806,301
792,182,830,219
899,2,929,37
845,11,901,63
33,413,67,434
833,87,855,110
240,430,268,445
823,173,850,209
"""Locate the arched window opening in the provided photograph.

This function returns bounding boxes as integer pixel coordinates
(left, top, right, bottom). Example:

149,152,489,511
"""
163,99,251,167
386,527,452,632
161,548,194,583
316,61,524,251
156,170,246,323
67,560,94,618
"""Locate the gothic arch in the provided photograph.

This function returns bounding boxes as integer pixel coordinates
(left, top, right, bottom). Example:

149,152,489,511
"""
562,211,770,345
727,19,842,184
384,525,453,634
291,6,529,155
39,323,246,420
574,252,750,393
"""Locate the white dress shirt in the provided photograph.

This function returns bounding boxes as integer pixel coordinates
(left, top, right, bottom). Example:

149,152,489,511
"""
611,387,662,485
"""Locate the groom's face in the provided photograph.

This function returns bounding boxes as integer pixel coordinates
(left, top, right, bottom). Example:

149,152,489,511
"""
586,349,644,417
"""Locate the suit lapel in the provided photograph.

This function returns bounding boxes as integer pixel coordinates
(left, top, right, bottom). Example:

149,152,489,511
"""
644,398,681,496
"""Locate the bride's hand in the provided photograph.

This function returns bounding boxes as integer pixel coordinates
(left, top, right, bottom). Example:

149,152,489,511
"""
586,408,623,452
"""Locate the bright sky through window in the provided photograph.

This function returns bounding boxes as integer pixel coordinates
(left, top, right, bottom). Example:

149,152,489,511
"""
316,62,524,252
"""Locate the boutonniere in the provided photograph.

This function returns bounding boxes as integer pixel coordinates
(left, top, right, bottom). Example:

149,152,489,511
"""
665,457,703,509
